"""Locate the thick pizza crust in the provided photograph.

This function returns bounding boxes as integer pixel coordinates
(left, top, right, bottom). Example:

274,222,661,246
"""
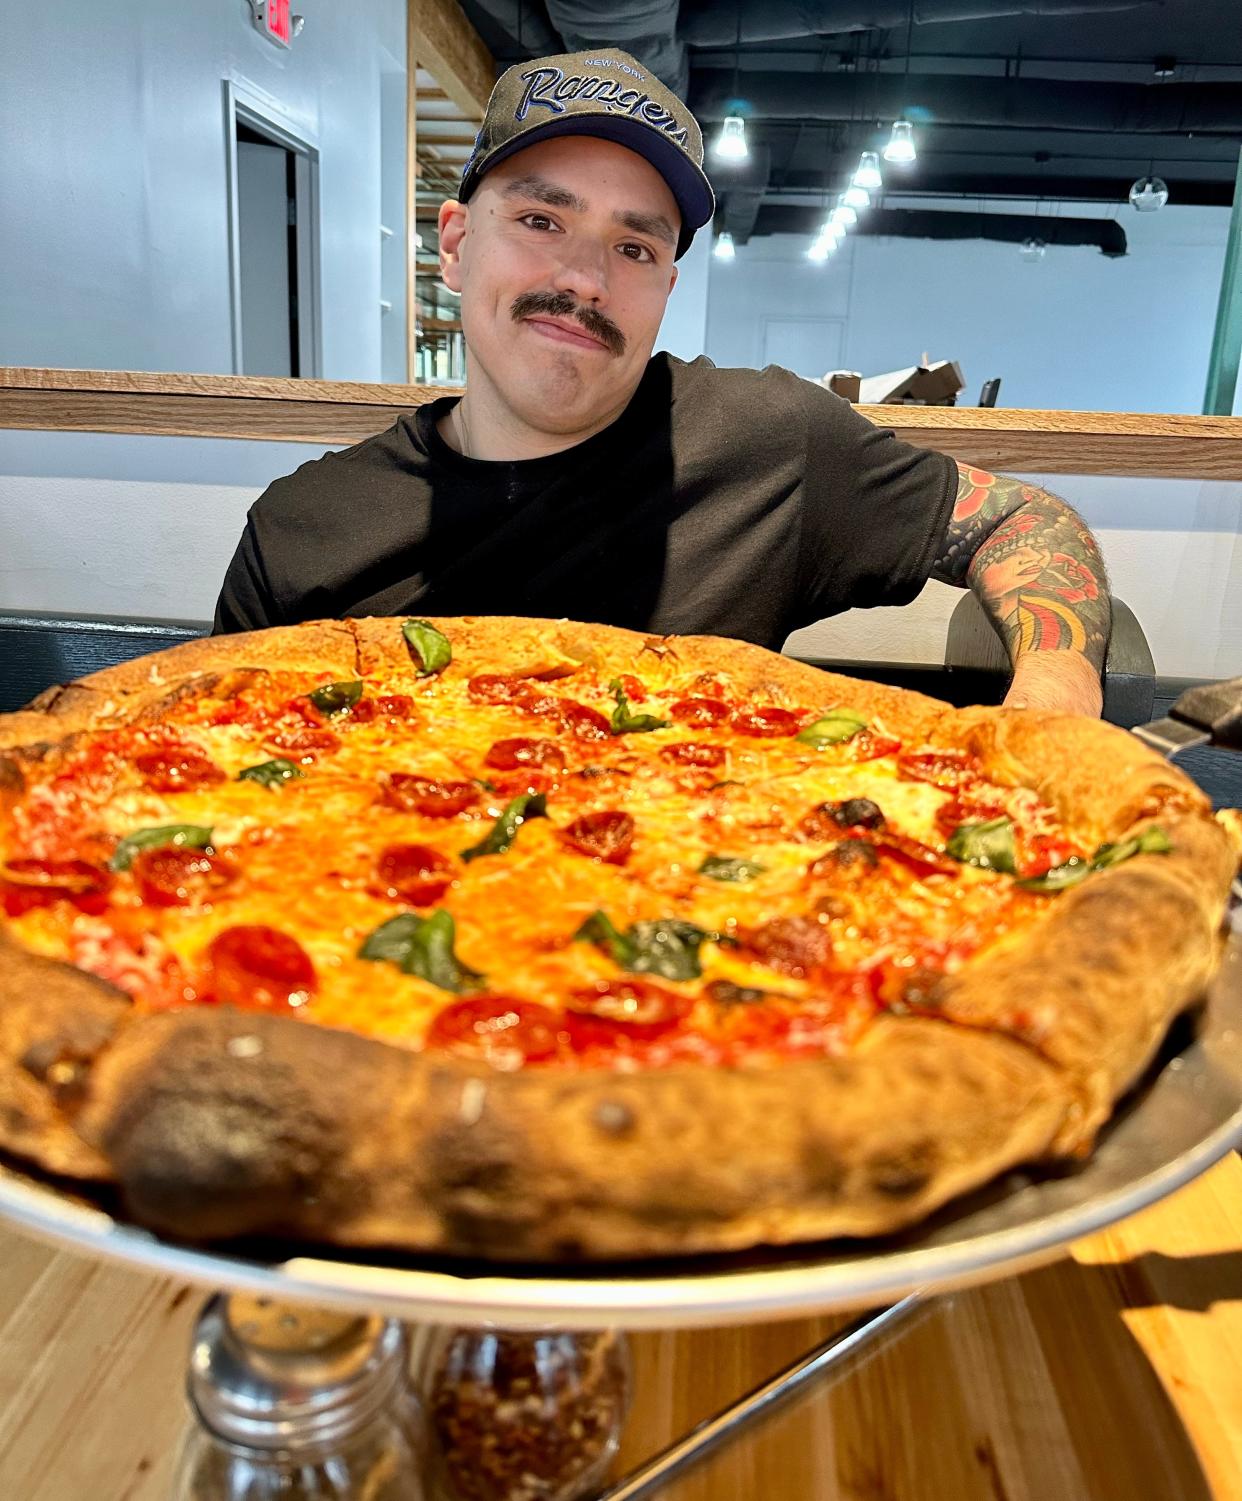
0,617,1233,1259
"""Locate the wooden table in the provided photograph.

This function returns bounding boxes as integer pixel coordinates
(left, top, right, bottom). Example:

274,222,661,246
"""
1,1155,1239,1501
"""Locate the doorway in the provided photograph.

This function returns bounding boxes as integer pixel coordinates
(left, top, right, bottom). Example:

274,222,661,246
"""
225,83,320,377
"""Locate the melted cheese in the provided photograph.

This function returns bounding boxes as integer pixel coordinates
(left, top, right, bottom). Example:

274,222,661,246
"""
3,651,1072,1060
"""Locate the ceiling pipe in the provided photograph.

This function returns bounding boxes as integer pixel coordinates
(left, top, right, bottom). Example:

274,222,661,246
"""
750,202,1128,254
692,74,1242,133
679,0,1158,46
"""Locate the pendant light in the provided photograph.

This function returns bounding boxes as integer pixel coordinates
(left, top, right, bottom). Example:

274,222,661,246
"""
713,116,748,161
712,8,749,162
883,3,917,166
842,183,870,210
852,151,883,192
883,120,916,164
714,231,736,260
831,199,858,229
1129,174,1169,211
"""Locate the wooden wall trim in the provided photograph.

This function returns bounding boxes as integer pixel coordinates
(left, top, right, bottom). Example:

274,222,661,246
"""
4,367,1242,477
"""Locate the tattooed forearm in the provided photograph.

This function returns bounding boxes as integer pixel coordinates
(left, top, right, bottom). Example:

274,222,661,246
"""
932,463,1111,673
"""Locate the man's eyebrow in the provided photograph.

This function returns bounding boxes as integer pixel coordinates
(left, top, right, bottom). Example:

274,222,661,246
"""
501,174,587,212
614,208,677,248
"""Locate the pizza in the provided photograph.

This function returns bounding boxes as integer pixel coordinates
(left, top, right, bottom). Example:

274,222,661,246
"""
0,616,1236,1261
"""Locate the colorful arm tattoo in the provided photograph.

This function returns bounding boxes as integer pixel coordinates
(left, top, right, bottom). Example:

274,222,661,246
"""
932,463,1111,673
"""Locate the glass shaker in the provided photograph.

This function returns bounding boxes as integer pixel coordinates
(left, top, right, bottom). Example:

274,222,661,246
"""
171,1292,425,1500
418,1326,631,1501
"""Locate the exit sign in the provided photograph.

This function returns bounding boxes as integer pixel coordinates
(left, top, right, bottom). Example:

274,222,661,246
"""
263,0,291,47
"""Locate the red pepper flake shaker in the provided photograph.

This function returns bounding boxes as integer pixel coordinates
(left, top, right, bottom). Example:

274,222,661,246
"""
420,1327,631,1501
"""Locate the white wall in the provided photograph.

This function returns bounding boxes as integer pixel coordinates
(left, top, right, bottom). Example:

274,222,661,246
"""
2,429,1238,680
0,0,405,381
655,225,712,363
705,201,1231,413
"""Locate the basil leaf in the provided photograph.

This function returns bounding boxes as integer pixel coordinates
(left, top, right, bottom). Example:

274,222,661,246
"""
575,913,714,980
109,824,213,873
1092,826,1173,869
573,909,638,968
946,817,1017,874
359,911,425,965
796,710,867,747
461,793,547,863
402,619,452,676
238,758,305,789
608,679,670,735
308,680,363,715
627,919,713,980
1017,857,1092,893
699,854,767,883
359,909,483,993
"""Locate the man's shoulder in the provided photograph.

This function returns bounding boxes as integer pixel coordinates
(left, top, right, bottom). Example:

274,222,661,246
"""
250,413,429,525
658,353,849,438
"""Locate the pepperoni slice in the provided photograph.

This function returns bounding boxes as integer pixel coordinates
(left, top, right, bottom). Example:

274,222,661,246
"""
660,741,726,769
560,811,635,864
558,702,612,740
382,773,480,818
565,978,693,1040
745,916,834,977
731,706,803,738
206,925,316,1011
134,747,226,794
370,843,455,905
132,846,237,908
669,697,730,727
424,996,563,1068
850,730,902,762
897,749,976,789
0,858,112,918
484,737,565,771
348,694,415,723
266,723,341,762
467,674,532,704
613,674,647,703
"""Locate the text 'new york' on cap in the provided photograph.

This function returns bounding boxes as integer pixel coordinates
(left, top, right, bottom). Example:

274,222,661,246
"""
458,48,715,259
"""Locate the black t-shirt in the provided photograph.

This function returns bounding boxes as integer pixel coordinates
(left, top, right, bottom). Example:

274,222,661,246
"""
213,354,957,651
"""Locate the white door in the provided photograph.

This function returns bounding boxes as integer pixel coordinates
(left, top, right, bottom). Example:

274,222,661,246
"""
761,317,845,380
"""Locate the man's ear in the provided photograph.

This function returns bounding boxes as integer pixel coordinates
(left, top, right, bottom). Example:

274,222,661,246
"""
438,199,468,293
668,264,678,294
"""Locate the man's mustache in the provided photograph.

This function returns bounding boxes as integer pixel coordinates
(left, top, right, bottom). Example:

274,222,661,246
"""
510,291,627,357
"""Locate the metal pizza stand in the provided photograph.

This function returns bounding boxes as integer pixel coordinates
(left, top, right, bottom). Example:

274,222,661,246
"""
2,685,1242,1498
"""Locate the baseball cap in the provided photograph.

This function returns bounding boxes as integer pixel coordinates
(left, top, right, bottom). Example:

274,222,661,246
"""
458,48,715,259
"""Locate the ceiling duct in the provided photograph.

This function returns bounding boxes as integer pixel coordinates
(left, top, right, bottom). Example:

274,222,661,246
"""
679,0,1158,46
692,74,1242,133
751,203,1128,254
544,0,688,96
470,0,689,95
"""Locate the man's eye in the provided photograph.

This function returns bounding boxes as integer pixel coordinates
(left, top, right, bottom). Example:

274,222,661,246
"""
521,213,559,232
620,243,655,263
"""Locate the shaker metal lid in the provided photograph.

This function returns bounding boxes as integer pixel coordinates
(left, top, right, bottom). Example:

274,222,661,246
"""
187,1293,409,1452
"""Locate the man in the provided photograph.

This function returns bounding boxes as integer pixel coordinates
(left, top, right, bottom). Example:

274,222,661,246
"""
215,48,1108,717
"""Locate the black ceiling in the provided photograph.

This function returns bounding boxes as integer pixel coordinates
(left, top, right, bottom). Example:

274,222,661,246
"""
456,1,1242,241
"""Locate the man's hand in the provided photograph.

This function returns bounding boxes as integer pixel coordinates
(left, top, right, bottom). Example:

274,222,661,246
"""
932,463,1111,720
1003,649,1103,717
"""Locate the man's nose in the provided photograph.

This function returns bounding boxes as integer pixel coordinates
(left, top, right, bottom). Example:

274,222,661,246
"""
548,237,610,305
